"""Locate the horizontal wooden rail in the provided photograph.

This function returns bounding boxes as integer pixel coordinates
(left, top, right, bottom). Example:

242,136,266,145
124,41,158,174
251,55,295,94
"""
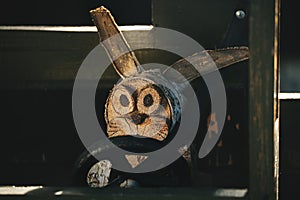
0,25,154,32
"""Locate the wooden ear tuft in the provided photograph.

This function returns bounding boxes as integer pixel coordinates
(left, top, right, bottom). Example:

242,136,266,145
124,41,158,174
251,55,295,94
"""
163,47,249,83
90,6,142,78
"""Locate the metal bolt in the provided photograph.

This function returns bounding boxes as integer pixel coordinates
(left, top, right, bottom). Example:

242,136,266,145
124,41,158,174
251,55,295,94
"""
235,10,246,19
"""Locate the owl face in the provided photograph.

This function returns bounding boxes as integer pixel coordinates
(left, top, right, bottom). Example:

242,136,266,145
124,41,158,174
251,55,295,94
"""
105,77,175,141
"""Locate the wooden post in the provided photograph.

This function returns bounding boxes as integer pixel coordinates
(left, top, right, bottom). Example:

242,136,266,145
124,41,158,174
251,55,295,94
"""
249,0,280,199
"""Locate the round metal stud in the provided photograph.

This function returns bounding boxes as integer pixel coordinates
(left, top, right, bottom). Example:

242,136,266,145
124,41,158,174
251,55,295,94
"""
235,10,246,19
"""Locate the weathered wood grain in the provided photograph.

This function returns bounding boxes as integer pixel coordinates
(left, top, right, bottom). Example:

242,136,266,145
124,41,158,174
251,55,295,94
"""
249,0,280,199
90,6,142,78
164,47,249,83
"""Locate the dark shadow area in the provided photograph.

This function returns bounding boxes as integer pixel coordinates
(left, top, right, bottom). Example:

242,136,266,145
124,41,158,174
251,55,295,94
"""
0,0,151,25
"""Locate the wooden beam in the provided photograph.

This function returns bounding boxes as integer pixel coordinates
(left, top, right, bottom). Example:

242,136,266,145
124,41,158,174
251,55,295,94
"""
249,0,280,199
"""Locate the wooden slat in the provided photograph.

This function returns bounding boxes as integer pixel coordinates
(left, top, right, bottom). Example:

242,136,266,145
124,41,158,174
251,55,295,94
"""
249,0,280,199
0,28,156,90
0,25,153,32
0,186,248,199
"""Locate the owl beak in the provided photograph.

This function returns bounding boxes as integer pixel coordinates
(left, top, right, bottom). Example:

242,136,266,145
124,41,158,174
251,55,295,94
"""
129,112,148,125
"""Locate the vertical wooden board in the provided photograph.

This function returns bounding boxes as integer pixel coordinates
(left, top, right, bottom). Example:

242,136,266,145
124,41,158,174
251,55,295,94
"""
249,0,280,199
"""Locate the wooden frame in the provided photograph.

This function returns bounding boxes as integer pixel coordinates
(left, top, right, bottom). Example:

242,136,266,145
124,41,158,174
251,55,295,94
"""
249,0,280,199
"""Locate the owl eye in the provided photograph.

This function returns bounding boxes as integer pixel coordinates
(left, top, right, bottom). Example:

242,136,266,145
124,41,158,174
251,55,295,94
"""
111,88,134,115
120,94,130,107
143,94,154,107
137,87,161,114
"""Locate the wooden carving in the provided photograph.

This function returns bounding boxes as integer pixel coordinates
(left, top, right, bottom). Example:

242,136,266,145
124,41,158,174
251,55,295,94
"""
90,7,142,78
90,6,249,142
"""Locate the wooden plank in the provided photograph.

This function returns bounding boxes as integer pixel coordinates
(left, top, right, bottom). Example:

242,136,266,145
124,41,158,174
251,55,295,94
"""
0,26,153,32
0,186,248,199
0,27,157,90
249,0,280,199
0,26,248,90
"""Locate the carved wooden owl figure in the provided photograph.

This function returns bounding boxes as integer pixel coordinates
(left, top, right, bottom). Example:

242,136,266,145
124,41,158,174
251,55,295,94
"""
80,7,250,188
90,6,249,143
